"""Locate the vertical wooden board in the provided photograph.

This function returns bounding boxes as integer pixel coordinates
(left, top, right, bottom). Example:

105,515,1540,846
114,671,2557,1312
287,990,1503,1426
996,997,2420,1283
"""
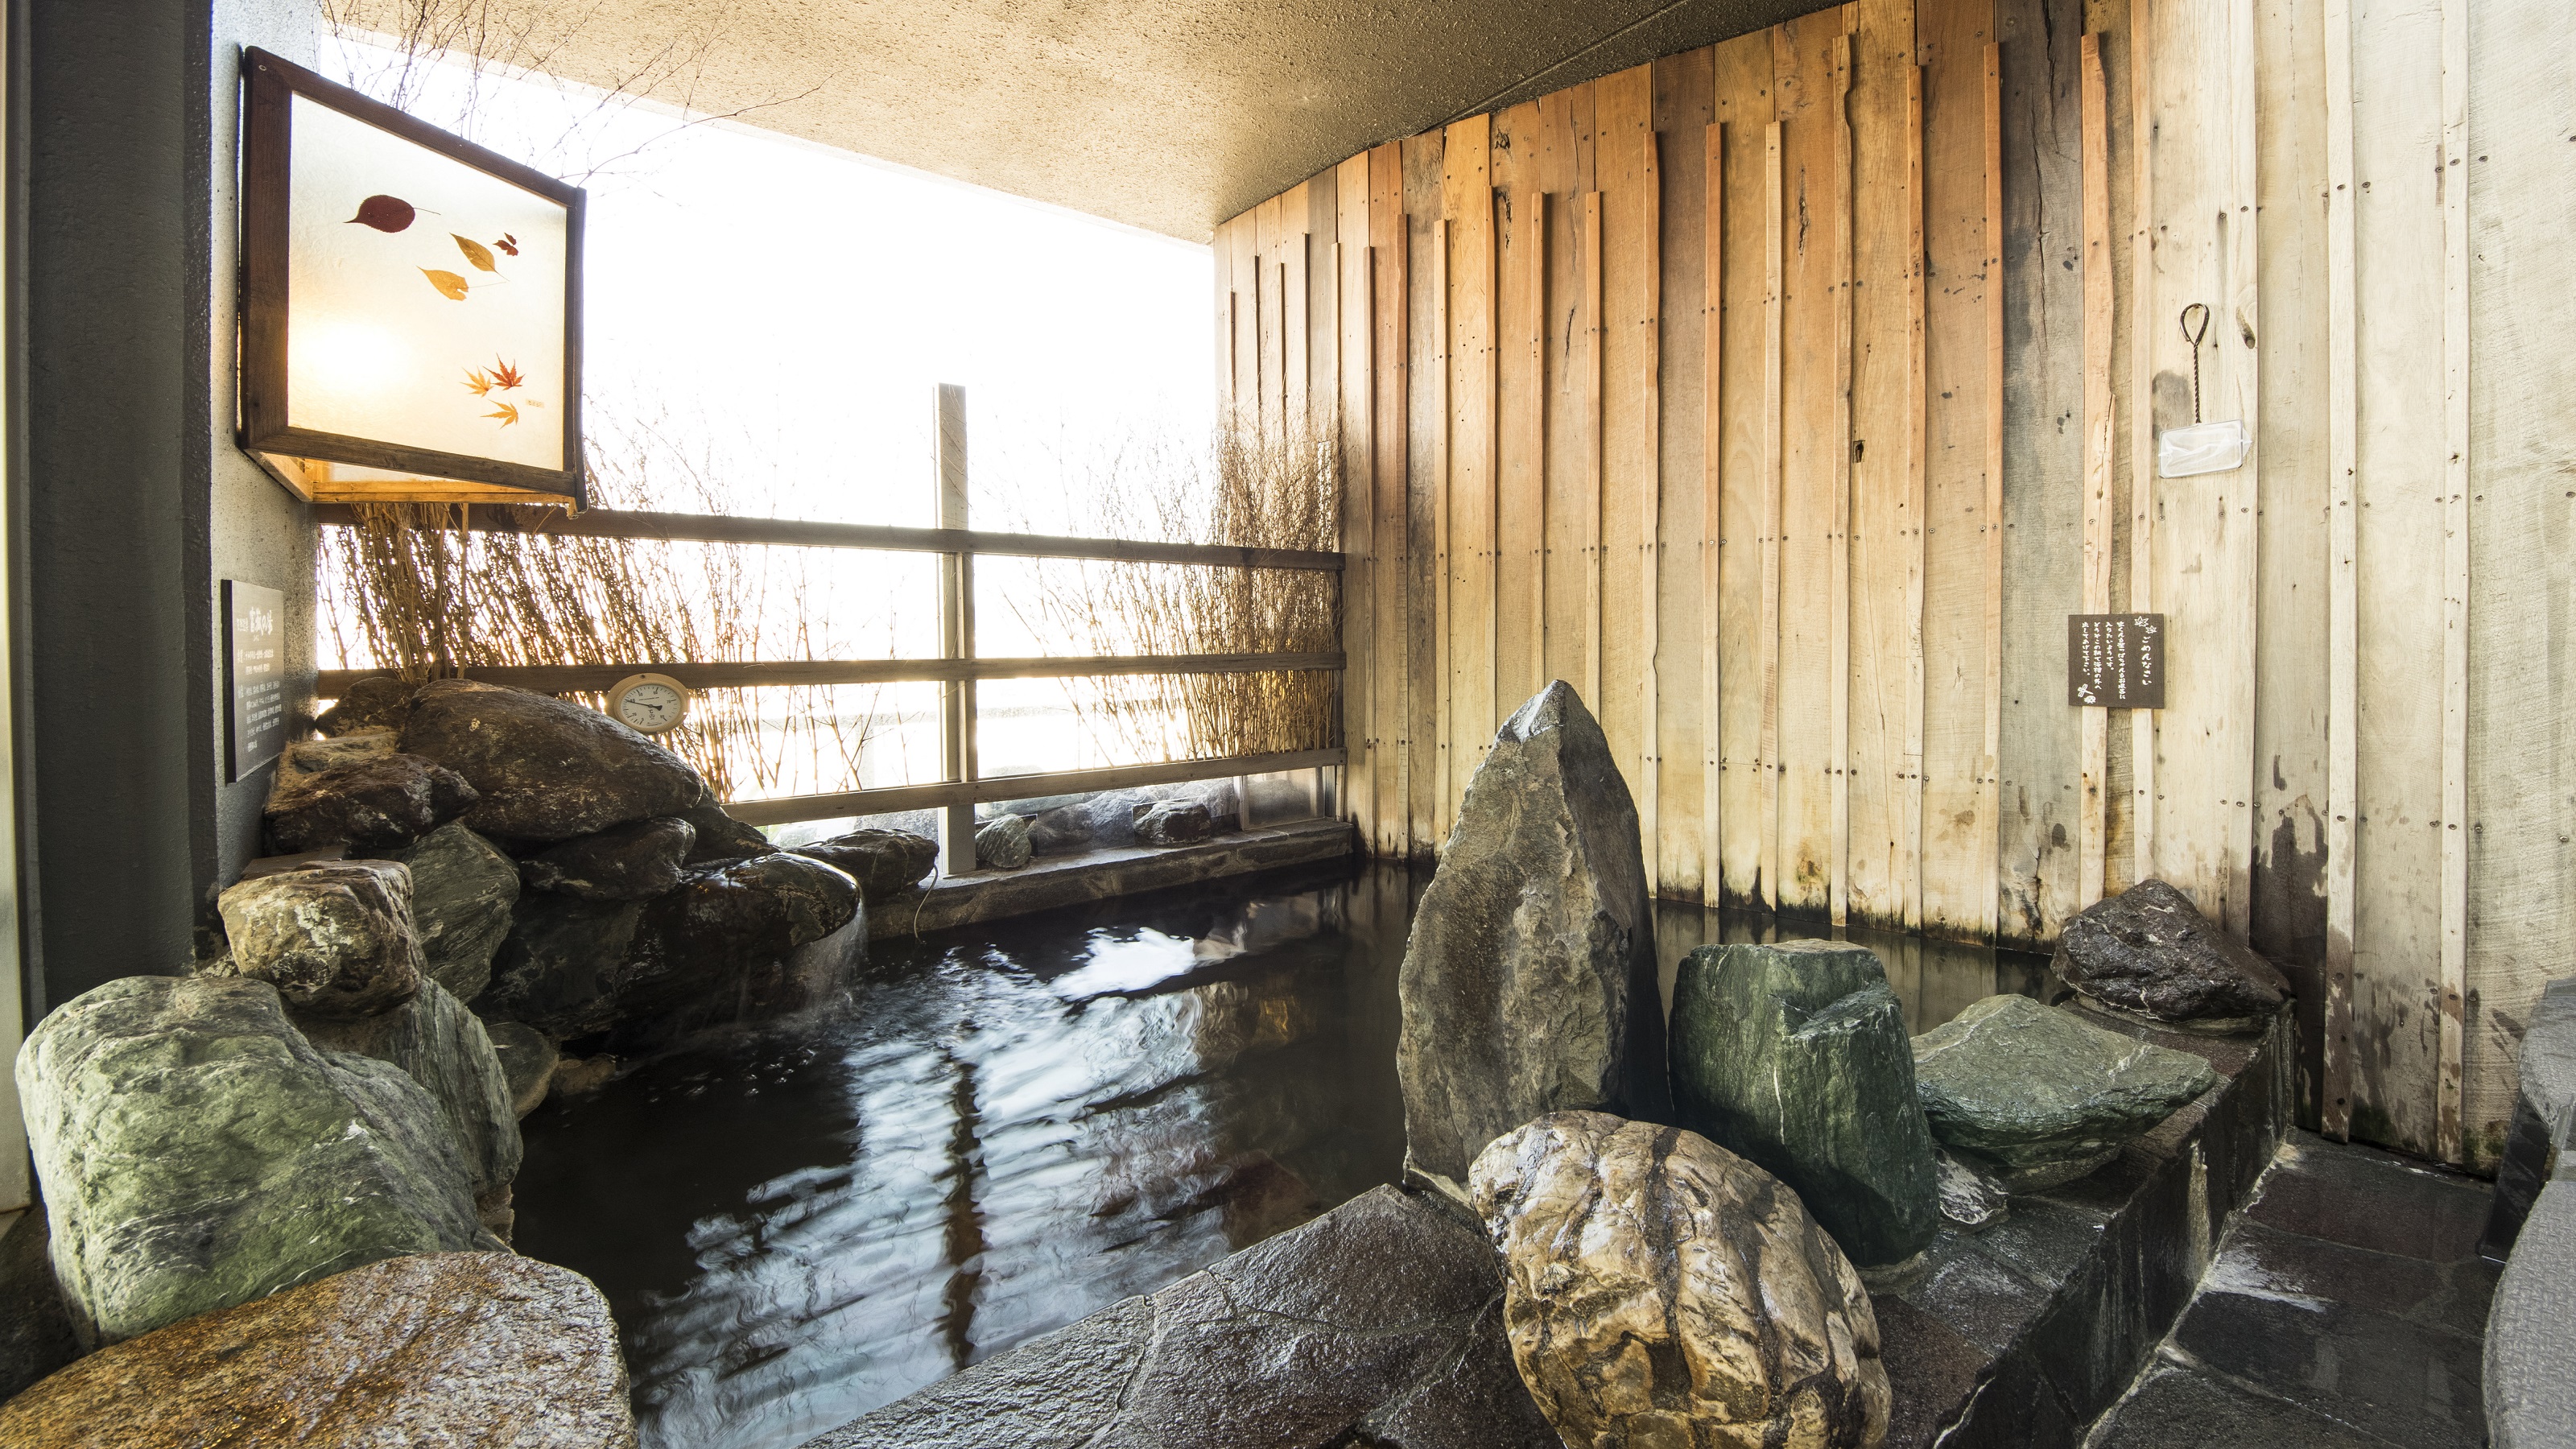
1656,49,1715,902
1713,33,1776,910
1773,11,1851,920
2434,0,2467,1164
1761,122,1788,912
1595,64,1658,883
2345,0,2446,1157
2462,0,2576,1171
1431,216,1455,849
2084,0,2140,899
2128,0,2158,893
1493,101,1548,720
2318,0,2356,1140
1322,164,1368,852
1402,132,1447,856
1847,0,1920,929
2142,0,2260,939
1996,0,2087,947
1368,144,1414,860
1253,193,1286,444
2250,0,2334,1125
1920,0,2001,942
1280,181,1314,440
1538,83,1600,699
1228,214,1261,422
2079,32,2115,911
1443,114,1498,807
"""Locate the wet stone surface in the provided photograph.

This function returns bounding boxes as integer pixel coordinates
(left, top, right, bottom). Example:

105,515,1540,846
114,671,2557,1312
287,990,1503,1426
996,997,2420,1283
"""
2085,1133,2498,1449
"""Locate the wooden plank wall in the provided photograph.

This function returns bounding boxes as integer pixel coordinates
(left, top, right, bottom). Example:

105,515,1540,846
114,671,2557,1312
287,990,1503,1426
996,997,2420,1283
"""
1212,0,2576,1167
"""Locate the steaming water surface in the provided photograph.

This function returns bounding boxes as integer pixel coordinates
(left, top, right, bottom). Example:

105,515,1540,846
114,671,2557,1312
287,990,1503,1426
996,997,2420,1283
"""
512,860,2049,1449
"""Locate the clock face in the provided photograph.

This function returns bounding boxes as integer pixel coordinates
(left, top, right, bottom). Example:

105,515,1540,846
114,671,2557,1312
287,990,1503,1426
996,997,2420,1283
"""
614,680,685,733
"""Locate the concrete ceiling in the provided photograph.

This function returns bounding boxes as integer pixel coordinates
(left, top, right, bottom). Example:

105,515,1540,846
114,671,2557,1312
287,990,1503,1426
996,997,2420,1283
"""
346,0,1831,242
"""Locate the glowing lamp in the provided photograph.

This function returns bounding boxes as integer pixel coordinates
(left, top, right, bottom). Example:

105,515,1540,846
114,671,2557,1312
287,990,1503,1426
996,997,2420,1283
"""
238,47,584,505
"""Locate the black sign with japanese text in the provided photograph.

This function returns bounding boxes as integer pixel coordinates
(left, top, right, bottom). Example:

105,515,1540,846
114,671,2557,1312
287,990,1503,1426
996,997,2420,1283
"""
2067,613,2165,708
226,580,288,781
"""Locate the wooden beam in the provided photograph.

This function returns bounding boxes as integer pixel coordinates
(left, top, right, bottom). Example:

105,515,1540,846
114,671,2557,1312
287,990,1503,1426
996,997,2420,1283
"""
1983,41,2004,943
2079,32,2115,910
726,748,1349,827
1703,118,1725,909
1530,189,1550,696
2128,7,2157,890
312,504,1346,572
316,652,1349,698
1829,29,1855,927
1904,57,1929,933
2436,0,2468,1164
1432,215,1455,849
1760,121,1785,915
1640,121,1665,896
1582,192,1607,709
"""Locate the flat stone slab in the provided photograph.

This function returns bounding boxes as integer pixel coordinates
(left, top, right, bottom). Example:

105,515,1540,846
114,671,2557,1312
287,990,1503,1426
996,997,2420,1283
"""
869,818,1353,941
1913,994,2219,1191
0,1251,636,1447
1872,1002,2291,1447
803,1184,1554,1449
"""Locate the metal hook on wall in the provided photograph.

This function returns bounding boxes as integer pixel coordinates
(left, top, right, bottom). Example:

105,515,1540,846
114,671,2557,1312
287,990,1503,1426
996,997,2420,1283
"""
2179,303,2211,424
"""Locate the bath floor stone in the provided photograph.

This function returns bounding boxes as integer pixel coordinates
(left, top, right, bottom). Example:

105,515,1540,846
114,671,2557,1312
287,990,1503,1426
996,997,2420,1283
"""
2083,1132,2498,1448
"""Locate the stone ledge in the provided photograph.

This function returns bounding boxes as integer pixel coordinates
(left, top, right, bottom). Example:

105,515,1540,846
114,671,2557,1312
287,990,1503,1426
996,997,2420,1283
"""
868,817,1356,939
1874,1001,2294,1447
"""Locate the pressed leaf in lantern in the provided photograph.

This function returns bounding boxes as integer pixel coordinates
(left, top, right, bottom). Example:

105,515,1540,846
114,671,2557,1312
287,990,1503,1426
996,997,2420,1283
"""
348,195,417,232
420,269,470,300
452,233,499,272
486,357,526,390
494,233,521,257
485,402,521,427
461,368,493,398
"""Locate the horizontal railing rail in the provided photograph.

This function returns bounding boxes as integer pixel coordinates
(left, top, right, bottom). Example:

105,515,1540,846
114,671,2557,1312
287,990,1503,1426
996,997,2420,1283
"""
721,748,1346,827
312,503,1346,572
316,651,1344,699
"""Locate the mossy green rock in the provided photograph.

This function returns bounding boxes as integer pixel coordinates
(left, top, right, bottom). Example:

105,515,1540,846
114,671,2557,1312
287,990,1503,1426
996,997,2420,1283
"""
1668,939,1939,1266
1911,994,2220,1191
14,975,502,1347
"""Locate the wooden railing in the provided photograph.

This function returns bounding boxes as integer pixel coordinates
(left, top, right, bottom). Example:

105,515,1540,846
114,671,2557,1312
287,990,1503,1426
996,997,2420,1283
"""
315,394,1344,846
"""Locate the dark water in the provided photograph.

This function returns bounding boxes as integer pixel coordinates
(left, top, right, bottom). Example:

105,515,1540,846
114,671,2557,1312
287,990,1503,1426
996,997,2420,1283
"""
513,861,2050,1449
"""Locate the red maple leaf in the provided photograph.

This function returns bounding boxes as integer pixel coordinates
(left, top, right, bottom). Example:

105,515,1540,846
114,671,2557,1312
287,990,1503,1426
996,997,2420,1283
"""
487,357,527,390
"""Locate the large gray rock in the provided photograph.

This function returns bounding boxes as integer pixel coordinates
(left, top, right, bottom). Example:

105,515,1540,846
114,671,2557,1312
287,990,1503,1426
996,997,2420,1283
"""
1397,682,1666,1198
262,749,479,854
398,679,704,841
791,828,937,901
314,675,420,737
0,1252,637,1449
210,860,423,1020
522,815,695,901
2052,878,2293,1033
2487,1179,2576,1449
1912,994,2220,1191
2483,976,2576,1259
976,812,1033,870
483,1021,560,1118
14,975,500,1346
807,1184,1554,1449
679,797,773,864
1136,799,1213,846
1470,1112,1891,1449
475,894,648,1040
1668,939,1939,1266
295,979,522,1201
369,820,518,1000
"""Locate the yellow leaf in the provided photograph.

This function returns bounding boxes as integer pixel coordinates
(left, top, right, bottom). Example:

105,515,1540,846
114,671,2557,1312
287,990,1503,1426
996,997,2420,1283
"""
461,368,492,397
485,402,520,427
421,269,469,301
452,233,498,272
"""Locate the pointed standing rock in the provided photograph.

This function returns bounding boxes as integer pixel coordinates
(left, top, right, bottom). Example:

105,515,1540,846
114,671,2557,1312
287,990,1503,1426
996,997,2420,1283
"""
1397,683,1666,1199
1669,939,1939,1266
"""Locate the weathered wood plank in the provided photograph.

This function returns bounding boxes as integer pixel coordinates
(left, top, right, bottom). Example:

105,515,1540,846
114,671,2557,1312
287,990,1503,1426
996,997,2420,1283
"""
1597,63,1658,886
2345,0,2445,1157
1443,114,1499,800
1996,0,2087,948
1761,118,1787,914
1331,159,1375,853
1714,33,1774,910
1702,114,1726,910
1848,0,1918,930
1538,82,1600,703
1431,212,1455,849
2318,0,2355,1139
1402,131,1447,856
2252,0,2334,1128
1654,47,1714,902
1774,12,1850,920
2458,0,2574,1171
1920,2,2003,943
1493,101,1548,715
1368,144,1411,858
2436,0,2467,1162
2079,31,2114,910
729,748,1349,828
317,653,1349,697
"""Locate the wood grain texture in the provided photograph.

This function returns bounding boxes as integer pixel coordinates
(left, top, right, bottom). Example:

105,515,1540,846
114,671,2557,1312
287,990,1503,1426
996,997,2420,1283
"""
1493,101,1547,715
1849,0,1920,930
1921,5,2003,942
2435,0,2466,1164
1597,64,1659,886
1538,83,1600,704
1653,49,1714,902
1714,34,1776,910
1402,132,1447,857
1702,115,1727,909
1996,0,2087,948
2079,32,2115,911
1368,144,1411,859
2458,0,2574,1171
1761,120,1787,914
2318,0,2356,1140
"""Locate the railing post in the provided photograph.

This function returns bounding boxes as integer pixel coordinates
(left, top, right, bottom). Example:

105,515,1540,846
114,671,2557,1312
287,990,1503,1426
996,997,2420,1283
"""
935,383,977,876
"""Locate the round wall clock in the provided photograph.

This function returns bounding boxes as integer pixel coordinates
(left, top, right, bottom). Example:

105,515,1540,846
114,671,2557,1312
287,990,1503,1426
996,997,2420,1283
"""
605,672,691,734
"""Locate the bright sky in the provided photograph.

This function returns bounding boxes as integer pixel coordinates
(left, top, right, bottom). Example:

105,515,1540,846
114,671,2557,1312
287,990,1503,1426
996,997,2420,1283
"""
324,36,1218,536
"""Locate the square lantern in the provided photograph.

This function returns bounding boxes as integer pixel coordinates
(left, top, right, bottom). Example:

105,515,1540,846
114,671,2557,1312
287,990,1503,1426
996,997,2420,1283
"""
239,47,584,505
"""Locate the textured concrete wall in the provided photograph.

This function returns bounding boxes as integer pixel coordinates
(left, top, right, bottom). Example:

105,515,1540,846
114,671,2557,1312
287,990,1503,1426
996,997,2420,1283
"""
20,0,320,1013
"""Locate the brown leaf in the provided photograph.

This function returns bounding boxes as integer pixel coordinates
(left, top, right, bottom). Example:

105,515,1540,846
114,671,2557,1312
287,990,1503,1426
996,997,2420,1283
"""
420,269,470,301
494,233,521,257
452,233,499,272
348,195,416,232
485,402,521,427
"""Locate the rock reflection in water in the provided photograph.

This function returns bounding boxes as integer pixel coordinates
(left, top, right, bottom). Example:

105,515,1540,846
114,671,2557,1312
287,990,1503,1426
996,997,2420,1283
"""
510,863,1414,1449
